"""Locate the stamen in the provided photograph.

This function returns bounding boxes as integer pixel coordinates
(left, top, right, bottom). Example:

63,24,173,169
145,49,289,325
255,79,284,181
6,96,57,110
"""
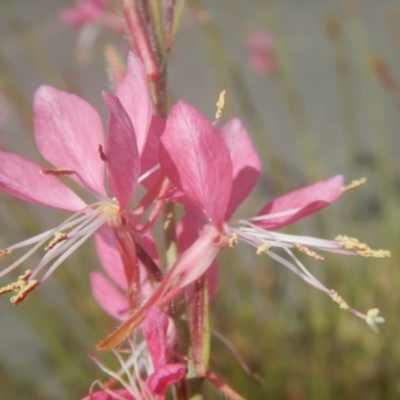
0,248,12,257
138,164,160,183
256,242,271,255
11,280,39,305
39,212,110,282
366,308,385,333
0,202,113,283
39,167,75,175
340,177,367,193
215,89,226,120
0,270,39,305
0,208,101,279
294,243,324,260
228,233,238,247
98,143,107,161
335,235,391,258
331,290,349,310
45,232,68,251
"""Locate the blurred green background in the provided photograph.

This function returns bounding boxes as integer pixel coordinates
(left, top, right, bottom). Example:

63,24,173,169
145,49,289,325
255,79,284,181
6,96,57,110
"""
0,0,399,398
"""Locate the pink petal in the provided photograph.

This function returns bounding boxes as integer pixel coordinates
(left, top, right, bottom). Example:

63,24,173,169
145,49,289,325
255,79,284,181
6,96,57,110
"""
60,3,98,28
116,52,153,154
159,102,233,229
163,224,226,302
140,116,165,189
0,150,85,211
34,86,105,196
96,225,225,351
103,93,139,211
178,207,219,303
95,226,127,289
142,307,169,370
255,175,344,230
82,388,135,400
147,363,187,395
247,31,276,75
219,119,261,220
90,272,128,321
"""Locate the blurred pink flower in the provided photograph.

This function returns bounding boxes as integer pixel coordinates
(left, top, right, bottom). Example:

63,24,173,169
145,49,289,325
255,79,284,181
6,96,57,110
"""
247,31,276,76
60,0,123,33
60,0,123,60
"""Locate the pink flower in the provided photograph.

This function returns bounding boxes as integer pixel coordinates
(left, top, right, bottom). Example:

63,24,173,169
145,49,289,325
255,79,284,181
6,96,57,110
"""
85,308,186,400
142,308,187,395
97,101,389,350
0,53,157,304
60,1,123,62
157,101,390,326
60,0,123,33
246,31,276,76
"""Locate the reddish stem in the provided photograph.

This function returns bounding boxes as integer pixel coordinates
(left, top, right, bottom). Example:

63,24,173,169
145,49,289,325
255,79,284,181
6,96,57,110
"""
165,0,176,54
120,0,166,116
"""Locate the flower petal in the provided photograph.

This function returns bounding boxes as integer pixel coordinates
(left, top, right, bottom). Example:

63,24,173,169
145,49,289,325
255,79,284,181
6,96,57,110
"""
90,272,128,321
116,52,153,154
104,93,139,211
139,116,165,189
0,150,85,211
159,101,233,229
255,175,344,230
219,119,261,219
95,226,127,290
142,307,169,370
96,224,225,351
82,388,134,400
34,86,105,196
147,363,187,394
178,207,219,303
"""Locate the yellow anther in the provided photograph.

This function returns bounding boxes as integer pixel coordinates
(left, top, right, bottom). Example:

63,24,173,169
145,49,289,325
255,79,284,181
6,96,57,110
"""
294,243,324,261
228,233,238,247
18,270,32,282
340,177,367,193
11,280,39,305
215,90,226,120
0,270,38,305
256,242,271,255
0,283,17,295
331,290,349,310
0,248,12,257
335,235,391,258
45,232,68,251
